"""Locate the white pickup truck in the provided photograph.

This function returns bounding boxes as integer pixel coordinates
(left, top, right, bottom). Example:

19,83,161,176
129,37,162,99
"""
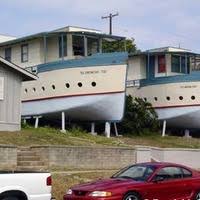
0,171,53,200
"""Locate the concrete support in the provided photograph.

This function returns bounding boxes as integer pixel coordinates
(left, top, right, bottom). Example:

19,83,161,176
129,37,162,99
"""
162,120,167,137
34,116,42,129
61,111,66,133
105,122,111,138
184,129,191,138
90,122,97,136
114,122,119,136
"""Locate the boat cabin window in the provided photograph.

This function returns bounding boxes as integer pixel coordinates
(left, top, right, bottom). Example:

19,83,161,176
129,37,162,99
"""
191,55,200,71
87,37,99,56
158,55,166,73
72,35,84,56
171,55,189,74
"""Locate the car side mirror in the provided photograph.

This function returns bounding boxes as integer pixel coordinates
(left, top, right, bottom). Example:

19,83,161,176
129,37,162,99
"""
152,176,165,183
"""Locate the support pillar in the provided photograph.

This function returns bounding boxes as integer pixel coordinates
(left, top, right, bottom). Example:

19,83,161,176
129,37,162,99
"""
184,129,191,138
43,35,47,63
34,116,42,129
84,36,88,57
105,122,111,138
114,122,119,137
61,111,66,133
162,120,167,137
90,123,97,136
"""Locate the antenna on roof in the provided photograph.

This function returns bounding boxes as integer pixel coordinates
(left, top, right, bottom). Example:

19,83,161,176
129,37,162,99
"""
101,12,119,35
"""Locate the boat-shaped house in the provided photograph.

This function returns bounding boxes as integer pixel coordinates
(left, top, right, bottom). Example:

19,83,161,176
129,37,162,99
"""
127,47,200,134
0,26,128,135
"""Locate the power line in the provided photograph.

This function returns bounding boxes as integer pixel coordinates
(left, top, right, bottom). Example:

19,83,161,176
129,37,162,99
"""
101,12,119,35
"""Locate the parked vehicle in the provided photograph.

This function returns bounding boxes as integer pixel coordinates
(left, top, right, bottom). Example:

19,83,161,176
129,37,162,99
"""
64,162,200,200
0,171,53,200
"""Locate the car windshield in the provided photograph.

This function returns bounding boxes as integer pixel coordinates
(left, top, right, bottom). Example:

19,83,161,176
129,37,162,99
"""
112,165,156,181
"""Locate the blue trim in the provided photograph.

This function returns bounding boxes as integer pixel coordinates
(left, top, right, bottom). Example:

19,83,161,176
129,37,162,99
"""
37,52,128,73
140,71,200,87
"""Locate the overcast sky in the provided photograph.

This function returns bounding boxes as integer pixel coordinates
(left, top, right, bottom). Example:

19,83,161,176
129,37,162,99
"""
1,0,200,52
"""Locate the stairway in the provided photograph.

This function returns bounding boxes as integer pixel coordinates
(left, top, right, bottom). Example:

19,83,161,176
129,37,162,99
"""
17,147,47,171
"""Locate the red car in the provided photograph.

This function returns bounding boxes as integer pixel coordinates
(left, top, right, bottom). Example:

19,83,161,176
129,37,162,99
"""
63,162,200,200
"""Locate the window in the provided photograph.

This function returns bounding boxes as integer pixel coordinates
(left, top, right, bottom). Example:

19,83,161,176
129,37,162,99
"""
5,47,11,62
87,37,99,56
154,167,183,181
166,96,170,101
158,55,166,73
171,55,189,73
91,82,96,87
154,97,158,101
59,35,67,58
179,96,183,100
112,164,156,182
181,168,192,178
73,35,84,56
191,96,195,100
42,86,45,91
78,82,82,87
21,44,28,62
65,83,70,88
52,85,55,90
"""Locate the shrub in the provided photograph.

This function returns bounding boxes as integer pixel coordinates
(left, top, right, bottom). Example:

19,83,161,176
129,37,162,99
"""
119,95,159,135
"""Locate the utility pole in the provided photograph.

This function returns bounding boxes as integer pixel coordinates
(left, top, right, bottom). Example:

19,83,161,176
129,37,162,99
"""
101,12,119,35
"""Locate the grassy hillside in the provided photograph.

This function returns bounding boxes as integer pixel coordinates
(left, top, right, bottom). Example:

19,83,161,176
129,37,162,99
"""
0,126,200,148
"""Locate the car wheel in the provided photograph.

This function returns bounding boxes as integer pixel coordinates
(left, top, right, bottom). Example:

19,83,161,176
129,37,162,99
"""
196,192,200,200
123,192,141,200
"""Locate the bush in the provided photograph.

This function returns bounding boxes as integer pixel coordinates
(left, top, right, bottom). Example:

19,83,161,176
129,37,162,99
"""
119,95,159,135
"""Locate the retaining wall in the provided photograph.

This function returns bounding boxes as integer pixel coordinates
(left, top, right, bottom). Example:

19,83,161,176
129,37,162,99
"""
31,146,136,170
0,145,17,170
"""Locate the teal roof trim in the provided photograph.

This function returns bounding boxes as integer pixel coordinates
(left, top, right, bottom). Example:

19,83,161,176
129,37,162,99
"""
37,52,128,73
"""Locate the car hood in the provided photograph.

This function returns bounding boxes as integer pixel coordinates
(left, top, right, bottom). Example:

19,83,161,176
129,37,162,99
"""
71,178,140,191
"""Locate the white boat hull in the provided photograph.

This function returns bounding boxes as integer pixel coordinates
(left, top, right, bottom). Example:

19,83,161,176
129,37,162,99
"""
156,106,200,129
22,92,125,121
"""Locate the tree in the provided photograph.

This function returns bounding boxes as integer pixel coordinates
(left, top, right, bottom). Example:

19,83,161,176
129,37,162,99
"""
102,38,138,53
119,95,159,135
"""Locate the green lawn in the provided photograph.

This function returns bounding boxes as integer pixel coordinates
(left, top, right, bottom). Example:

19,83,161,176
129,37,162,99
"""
0,126,200,148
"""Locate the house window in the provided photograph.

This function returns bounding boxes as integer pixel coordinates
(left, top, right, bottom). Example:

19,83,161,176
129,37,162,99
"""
5,47,12,62
158,55,166,73
171,55,188,73
21,44,28,62
72,35,84,56
59,35,67,58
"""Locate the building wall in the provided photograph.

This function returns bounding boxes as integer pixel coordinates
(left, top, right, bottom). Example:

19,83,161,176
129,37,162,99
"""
0,64,22,131
0,39,42,68
127,55,146,80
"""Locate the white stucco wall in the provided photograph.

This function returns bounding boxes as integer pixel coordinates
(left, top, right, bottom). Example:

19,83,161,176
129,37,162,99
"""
127,55,146,80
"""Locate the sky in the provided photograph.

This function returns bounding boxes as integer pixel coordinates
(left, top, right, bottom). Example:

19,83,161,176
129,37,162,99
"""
0,0,200,52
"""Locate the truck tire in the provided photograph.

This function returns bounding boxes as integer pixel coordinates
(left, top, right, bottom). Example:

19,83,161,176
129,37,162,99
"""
2,197,18,200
